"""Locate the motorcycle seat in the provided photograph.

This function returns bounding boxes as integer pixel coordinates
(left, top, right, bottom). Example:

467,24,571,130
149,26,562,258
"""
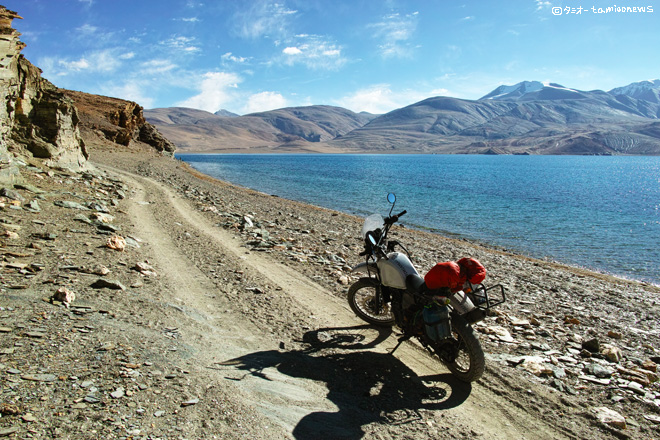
405,274,427,294
406,274,451,297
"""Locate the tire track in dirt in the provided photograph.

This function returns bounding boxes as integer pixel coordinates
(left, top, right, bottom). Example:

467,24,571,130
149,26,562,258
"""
104,165,339,435
101,164,572,440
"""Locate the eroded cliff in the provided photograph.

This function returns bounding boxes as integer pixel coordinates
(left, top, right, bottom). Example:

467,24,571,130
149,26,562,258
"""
0,6,175,186
0,6,88,183
63,89,176,156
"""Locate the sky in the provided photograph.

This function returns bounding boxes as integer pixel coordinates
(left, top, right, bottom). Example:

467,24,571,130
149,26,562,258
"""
5,0,659,115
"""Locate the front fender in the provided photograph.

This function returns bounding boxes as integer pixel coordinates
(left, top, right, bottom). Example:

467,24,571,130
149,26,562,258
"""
351,261,378,274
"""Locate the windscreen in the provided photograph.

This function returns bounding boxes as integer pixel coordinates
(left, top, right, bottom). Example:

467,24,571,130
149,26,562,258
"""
361,214,384,239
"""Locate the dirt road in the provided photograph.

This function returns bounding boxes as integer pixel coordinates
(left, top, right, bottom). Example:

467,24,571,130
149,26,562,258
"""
98,162,578,440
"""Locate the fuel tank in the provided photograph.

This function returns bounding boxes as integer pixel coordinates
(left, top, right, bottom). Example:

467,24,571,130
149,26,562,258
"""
377,252,419,289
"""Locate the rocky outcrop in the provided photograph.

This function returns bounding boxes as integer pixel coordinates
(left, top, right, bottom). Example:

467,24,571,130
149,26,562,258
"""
0,6,88,183
64,90,176,155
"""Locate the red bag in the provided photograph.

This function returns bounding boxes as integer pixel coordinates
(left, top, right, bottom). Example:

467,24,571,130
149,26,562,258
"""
424,258,486,292
457,257,487,285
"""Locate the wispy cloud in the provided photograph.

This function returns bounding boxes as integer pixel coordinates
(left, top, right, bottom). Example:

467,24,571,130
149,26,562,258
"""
177,17,200,22
140,59,177,74
76,24,98,35
101,81,155,108
161,35,200,53
368,11,419,59
279,35,346,70
176,71,242,112
233,1,297,39
221,52,249,63
73,23,119,46
242,91,288,113
535,0,552,10
40,49,124,76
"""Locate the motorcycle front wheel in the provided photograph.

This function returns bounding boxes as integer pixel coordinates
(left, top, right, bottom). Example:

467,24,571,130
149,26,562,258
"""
430,313,485,383
347,278,395,327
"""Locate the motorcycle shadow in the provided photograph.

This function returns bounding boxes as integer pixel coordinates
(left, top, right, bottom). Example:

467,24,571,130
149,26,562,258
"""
218,325,472,439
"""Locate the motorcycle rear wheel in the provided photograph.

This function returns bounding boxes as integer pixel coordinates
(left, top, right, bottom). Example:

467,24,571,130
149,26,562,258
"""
347,278,395,327
431,314,485,383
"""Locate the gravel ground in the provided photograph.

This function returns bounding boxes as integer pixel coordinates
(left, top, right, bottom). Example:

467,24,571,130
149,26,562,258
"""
1,149,658,439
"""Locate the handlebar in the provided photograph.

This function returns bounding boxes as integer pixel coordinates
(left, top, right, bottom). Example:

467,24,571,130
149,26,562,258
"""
384,210,407,225
363,209,410,259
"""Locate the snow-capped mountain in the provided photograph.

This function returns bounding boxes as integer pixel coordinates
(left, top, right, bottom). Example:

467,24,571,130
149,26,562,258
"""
480,81,587,101
609,79,660,104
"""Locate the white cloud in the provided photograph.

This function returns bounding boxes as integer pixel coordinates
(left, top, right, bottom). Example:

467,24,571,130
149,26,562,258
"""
535,0,552,10
76,24,98,35
283,46,302,55
368,12,419,59
179,17,200,22
233,1,298,39
43,49,123,76
141,59,177,74
242,91,288,114
86,50,122,71
430,88,451,96
101,82,155,108
221,52,249,63
279,35,346,70
66,58,91,71
161,36,200,53
337,84,444,114
120,52,136,60
177,72,242,112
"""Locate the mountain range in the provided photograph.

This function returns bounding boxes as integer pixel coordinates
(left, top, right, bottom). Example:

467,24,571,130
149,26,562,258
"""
145,79,660,155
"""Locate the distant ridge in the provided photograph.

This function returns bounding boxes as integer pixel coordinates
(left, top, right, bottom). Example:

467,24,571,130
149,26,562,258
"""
146,79,660,155
214,109,240,117
145,105,377,153
609,79,660,104
480,81,587,101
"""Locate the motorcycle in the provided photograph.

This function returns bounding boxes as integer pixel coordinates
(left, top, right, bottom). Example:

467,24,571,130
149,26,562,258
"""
347,193,506,382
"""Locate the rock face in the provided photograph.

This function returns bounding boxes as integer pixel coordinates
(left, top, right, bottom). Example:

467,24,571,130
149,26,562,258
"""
64,90,176,155
0,6,88,182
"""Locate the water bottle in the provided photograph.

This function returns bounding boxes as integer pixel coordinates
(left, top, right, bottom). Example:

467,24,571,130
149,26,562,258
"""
450,290,476,315
423,305,451,341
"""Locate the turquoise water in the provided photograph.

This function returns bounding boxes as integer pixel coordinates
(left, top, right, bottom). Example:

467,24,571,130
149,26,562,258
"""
176,154,660,286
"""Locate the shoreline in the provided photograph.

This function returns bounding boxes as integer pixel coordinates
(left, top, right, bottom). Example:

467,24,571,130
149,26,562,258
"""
175,156,659,291
2,148,658,439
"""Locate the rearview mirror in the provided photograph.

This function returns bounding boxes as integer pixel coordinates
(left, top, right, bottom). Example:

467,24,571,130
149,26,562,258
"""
387,193,396,204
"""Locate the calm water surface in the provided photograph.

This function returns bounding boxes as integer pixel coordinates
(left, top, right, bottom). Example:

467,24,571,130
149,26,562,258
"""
177,154,660,286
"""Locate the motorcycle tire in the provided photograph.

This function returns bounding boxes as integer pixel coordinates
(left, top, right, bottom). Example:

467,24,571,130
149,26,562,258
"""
347,278,395,327
433,313,485,383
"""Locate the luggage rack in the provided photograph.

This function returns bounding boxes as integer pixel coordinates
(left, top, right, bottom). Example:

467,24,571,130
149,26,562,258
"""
471,284,506,311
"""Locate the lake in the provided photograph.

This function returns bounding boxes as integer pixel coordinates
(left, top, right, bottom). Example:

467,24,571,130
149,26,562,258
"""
176,154,660,286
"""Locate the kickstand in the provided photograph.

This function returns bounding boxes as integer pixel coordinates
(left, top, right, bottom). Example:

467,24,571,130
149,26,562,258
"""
389,335,411,355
